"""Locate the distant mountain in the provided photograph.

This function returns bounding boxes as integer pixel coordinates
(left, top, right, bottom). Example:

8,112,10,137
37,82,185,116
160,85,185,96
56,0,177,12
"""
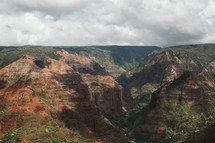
57,46,161,77
0,45,160,78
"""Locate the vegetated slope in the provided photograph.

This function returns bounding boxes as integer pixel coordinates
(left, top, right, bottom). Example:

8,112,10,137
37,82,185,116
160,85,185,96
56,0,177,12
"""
0,46,60,70
122,44,215,107
57,46,161,77
0,50,131,143
129,71,215,142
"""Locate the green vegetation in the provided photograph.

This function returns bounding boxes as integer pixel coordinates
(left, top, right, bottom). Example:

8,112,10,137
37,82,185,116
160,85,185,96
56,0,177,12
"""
126,105,152,142
131,83,160,107
0,123,67,143
170,44,215,69
0,128,24,143
0,111,90,143
19,75,31,82
69,134,87,143
5,78,20,88
0,46,60,69
129,72,215,143
34,58,50,69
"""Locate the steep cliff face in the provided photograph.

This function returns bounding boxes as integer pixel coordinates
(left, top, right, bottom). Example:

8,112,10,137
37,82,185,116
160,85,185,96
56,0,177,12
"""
81,74,124,114
0,51,130,143
130,72,215,142
150,71,205,108
57,49,106,75
0,55,41,81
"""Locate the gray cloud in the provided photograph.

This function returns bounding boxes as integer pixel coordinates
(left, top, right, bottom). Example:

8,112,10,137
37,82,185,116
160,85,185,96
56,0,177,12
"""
0,0,215,47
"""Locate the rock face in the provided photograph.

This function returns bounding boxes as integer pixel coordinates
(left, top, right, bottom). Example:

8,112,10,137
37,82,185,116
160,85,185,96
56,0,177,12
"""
102,62,126,78
81,74,124,114
0,51,130,143
131,72,215,142
150,71,205,108
0,55,41,79
57,49,106,75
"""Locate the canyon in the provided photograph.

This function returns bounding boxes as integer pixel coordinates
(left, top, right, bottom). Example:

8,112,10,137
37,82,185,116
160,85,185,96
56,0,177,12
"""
0,44,215,143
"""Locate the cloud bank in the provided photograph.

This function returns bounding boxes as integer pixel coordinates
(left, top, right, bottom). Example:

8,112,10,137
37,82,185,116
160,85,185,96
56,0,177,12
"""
0,0,215,47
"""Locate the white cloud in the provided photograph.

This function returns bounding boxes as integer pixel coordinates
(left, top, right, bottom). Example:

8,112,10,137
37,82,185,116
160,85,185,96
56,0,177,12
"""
0,0,215,47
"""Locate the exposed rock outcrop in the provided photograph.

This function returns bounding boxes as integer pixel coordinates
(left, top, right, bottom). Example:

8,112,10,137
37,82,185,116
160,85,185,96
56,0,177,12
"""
81,74,124,114
57,50,107,75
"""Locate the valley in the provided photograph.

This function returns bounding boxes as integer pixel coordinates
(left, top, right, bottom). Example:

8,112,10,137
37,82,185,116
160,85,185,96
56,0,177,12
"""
0,44,215,143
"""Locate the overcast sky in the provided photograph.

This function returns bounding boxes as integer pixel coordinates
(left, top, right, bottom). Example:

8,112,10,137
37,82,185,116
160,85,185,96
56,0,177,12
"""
0,0,215,47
